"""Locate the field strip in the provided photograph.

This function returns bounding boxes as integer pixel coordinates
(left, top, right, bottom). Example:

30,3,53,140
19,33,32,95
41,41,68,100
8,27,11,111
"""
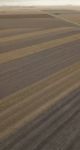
0,28,22,33
48,13,80,27
0,69,80,140
0,65,80,119
0,33,80,64
0,61,80,110
0,50,78,82
0,27,74,43
0,28,39,34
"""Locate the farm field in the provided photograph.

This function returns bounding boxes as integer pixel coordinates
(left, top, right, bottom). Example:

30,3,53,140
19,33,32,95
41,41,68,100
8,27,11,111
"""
43,9,80,25
61,14,80,24
0,7,80,150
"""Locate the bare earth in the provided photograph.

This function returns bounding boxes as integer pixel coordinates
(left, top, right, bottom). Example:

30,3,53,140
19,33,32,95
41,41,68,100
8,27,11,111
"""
0,6,80,150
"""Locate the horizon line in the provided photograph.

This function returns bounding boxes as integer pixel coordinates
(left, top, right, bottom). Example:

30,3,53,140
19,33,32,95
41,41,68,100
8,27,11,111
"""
0,4,80,6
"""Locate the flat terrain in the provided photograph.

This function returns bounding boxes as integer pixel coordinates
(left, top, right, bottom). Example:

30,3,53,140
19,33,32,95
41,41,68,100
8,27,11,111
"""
43,9,80,26
0,7,80,150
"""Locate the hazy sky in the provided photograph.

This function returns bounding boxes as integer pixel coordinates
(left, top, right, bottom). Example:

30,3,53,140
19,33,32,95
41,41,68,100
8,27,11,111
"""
0,0,80,6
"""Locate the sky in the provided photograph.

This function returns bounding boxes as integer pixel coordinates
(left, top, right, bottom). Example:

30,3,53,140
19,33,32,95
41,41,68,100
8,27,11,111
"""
0,0,80,6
